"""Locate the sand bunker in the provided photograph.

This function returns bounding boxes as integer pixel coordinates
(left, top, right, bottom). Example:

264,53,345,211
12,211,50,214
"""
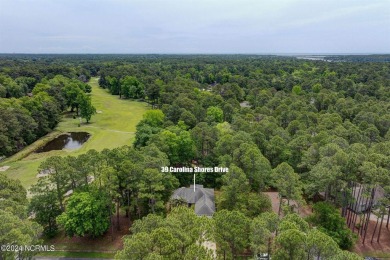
0,166,10,172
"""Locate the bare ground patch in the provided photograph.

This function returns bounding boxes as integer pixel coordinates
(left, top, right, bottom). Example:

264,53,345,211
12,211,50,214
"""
0,166,10,171
44,215,131,252
263,191,312,218
352,218,390,256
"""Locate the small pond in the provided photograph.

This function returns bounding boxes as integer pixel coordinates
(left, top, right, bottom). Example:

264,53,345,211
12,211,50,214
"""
35,132,90,153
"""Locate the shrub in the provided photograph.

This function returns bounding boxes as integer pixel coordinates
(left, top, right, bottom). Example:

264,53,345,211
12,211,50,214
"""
307,202,357,249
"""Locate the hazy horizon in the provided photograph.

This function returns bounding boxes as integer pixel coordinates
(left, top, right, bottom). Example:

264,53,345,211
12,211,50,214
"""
1,0,389,54
0,52,389,55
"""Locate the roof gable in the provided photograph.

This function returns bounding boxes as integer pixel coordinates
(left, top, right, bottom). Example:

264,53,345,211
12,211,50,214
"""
171,185,215,216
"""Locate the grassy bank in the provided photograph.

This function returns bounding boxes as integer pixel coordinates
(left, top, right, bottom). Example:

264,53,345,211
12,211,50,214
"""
1,77,148,188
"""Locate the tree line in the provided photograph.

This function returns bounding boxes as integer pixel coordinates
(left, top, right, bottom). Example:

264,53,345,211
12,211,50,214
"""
94,55,389,257
29,144,178,238
115,205,362,259
0,74,96,157
1,54,389,258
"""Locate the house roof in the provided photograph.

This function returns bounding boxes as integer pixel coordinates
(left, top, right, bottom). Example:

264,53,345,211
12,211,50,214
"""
171,184,215,216
352,184,386,203
349,184,387,213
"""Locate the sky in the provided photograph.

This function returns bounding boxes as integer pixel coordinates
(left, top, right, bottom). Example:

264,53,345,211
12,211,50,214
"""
0,0,389,54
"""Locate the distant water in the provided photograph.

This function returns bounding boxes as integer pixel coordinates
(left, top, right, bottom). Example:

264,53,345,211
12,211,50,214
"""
295,56,328,61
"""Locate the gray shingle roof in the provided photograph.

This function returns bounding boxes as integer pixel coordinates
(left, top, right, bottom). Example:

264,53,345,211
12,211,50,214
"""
171,185,215,216
349,184,386,213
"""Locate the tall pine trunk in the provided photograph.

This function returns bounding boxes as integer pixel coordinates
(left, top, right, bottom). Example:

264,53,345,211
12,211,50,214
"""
110,206,114,241
353,184,364,231
341,189,347,217
363,187,376,244
377,213,385,242
116,199,120,231
278,197,283,217
346,183,353,227
360,193,369,236
267,237,271,260
371,216,379,243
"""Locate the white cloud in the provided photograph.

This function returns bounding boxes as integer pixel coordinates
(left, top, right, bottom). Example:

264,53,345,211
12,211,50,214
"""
0,0,389,53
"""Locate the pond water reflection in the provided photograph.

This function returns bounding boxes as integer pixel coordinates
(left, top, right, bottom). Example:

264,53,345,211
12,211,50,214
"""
35,132,90,153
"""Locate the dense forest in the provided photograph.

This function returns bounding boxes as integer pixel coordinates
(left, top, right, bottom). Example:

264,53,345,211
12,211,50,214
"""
0,57,96,157
0,54,389,259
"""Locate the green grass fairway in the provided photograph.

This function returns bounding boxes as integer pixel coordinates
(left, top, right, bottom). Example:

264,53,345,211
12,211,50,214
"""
1,77,148,189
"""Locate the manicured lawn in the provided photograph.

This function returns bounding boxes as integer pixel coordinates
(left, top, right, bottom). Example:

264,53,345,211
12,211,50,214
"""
1,77,148,189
